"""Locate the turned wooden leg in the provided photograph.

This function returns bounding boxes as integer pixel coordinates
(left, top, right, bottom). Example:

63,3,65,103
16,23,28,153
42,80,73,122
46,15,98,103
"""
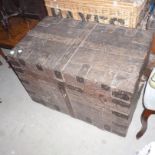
136,108,155,139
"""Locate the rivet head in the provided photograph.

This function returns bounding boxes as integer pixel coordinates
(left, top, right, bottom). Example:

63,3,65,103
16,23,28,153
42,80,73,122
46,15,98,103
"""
10,51,15,55
18,50,22,53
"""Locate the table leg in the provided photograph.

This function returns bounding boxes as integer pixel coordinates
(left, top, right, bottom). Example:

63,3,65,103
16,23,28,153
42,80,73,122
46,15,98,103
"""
136,109,155,139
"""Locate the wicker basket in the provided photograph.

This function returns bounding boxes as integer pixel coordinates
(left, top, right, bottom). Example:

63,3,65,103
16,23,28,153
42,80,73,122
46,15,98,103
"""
44,0,148,28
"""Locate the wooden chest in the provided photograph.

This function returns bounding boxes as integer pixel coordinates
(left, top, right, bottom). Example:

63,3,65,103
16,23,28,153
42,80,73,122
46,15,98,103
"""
7,17,152,136
44,0,148,28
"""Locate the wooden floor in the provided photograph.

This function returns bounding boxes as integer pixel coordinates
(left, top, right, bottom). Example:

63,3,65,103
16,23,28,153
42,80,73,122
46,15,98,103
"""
0,17,39,49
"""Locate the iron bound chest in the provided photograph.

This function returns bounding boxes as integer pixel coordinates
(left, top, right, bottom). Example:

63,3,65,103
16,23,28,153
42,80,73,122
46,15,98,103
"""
8,17,152,136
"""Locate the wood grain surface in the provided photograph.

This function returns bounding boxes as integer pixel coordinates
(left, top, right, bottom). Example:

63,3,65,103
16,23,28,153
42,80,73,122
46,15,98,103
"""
7,17,153,137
